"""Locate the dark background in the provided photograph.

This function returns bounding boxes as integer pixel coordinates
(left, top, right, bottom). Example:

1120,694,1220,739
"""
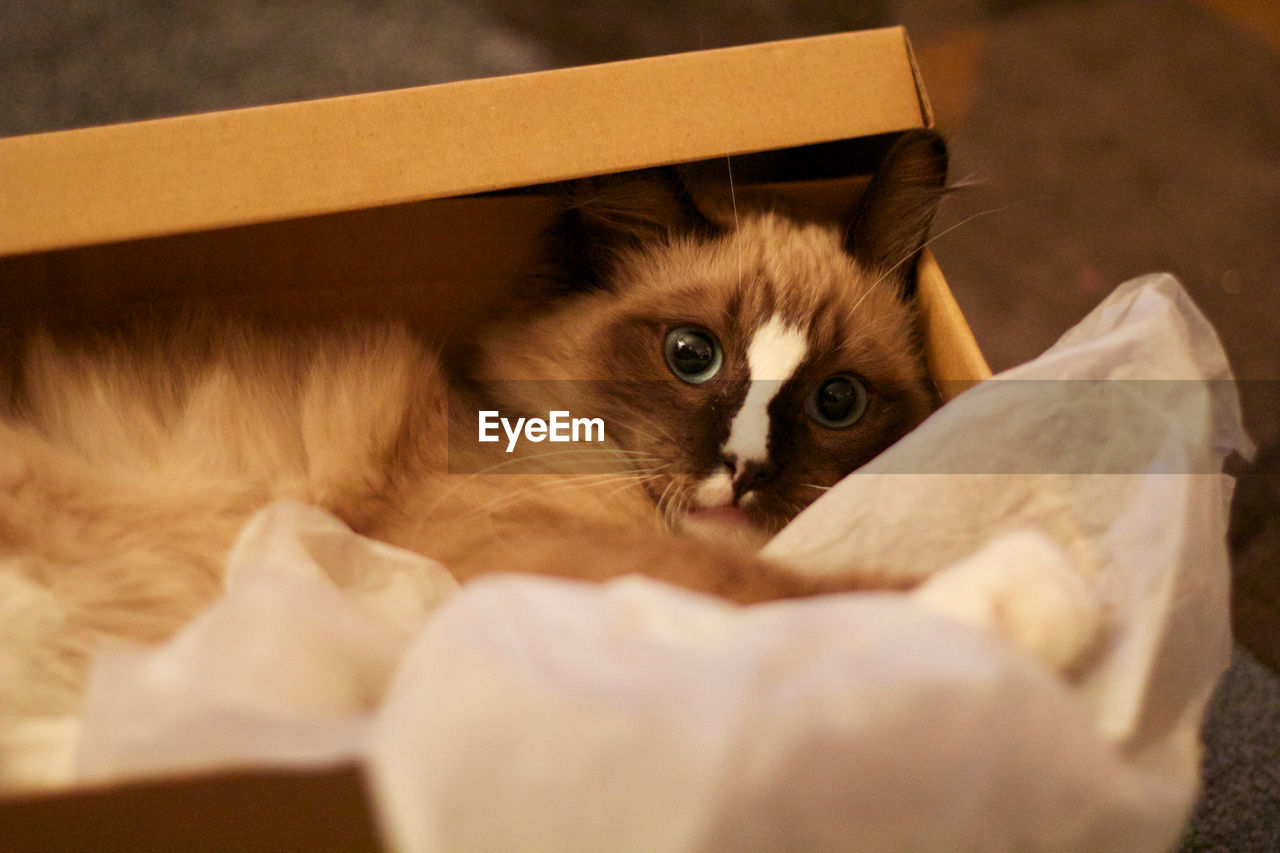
3,0,1278,845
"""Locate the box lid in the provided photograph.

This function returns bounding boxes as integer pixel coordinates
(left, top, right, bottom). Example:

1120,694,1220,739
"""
0,27,930,256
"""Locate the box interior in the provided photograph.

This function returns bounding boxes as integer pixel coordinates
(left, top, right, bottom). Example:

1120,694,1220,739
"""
0,26,989,838
0,135,987,401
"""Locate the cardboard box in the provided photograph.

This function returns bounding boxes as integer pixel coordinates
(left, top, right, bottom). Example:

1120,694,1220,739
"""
0,27,989,849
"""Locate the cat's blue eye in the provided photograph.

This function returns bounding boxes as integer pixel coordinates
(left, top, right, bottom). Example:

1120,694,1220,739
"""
664,327,722,384
806,373,868,428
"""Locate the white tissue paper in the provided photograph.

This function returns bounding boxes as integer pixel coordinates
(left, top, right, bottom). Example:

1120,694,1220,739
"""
70,273,1247,852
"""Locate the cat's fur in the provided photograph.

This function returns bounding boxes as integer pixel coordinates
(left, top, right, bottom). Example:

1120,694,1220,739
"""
0,131,948,719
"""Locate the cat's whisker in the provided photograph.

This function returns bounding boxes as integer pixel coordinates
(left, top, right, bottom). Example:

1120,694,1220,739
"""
410,455,665,547
727,155,743,287
846,198,1041,323
678,490,697,531
672,490,690,530
421,447,658,517
657,483,673,526
617,420,681,450
450,471,658,525
602,445,667,472
879,198,1038,289
667,484,695,531
485,447,658,471
602,475,650,502
656,477,680,527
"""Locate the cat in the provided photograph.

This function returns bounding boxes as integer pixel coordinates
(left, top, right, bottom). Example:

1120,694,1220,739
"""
0,130,947,722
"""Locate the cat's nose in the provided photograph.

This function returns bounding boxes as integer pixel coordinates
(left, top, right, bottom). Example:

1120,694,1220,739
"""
732,459,776,497
720,452,774,501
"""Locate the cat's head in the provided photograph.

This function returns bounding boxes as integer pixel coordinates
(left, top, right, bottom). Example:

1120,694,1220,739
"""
476,130,948,544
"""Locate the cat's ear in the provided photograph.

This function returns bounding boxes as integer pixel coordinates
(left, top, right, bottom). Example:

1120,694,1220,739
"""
844,130,949,299
558,169,719,291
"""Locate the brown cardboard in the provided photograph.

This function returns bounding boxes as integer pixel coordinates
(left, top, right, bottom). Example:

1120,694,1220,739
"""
918,250,991,391
0,26,986,388
0,195,562,338
0,764,383,852
0,28,930,256
0,26,990,845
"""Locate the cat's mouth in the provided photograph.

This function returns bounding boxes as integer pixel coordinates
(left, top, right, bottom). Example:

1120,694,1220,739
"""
685,504,751,528
679,502,768,549
641,471,774,547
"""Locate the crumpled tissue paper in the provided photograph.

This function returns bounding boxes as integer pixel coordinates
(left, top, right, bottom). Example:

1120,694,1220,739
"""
68,273,1248,852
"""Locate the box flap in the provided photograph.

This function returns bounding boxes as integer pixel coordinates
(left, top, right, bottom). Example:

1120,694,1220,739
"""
0,28,928,256
917,250,992,394
0,763,384,852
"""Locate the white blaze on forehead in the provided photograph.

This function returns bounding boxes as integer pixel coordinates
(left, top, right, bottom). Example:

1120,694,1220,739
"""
722,316,809,469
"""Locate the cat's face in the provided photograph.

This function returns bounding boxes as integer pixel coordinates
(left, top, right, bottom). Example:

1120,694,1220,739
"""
475,131,948,544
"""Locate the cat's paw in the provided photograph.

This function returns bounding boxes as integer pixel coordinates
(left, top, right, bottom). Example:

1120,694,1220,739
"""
911,530,1101,674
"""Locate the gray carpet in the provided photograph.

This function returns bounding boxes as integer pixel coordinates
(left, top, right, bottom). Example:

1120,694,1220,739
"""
1188,645,1280,849
3,0,1278,847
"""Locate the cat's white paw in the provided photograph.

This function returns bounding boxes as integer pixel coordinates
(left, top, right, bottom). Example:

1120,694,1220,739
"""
911,530,1101,674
